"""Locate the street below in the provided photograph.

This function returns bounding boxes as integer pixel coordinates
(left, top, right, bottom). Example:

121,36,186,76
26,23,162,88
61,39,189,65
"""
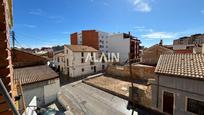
59,81,138,115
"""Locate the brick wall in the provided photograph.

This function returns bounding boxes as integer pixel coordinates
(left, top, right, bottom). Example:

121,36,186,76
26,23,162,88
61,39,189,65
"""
174,49,193,54
106,64,156,81
70,32,77,45
82,30,99,50
12,49,47,68
0,0,14,114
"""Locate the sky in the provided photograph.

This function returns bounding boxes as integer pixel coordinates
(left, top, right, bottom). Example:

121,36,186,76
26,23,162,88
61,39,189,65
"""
13,0,204,48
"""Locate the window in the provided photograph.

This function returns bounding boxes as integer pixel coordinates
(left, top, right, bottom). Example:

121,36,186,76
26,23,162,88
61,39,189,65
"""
100,45,104,48
57,57,60,62
82,68,84,72
81,58,84,63
102,65,105,70
67,59,69,66
66,50,68,54
187,98,204,114
81,52,84,57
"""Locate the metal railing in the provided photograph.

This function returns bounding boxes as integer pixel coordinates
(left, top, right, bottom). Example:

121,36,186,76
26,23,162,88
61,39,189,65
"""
0,78,20,115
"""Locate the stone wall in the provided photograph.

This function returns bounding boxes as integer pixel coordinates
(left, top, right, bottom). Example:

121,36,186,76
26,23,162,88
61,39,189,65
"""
106,64,156,81
129,85,152,108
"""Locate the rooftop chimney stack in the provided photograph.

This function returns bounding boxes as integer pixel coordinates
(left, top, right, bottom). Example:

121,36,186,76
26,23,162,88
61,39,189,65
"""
159,39,163,46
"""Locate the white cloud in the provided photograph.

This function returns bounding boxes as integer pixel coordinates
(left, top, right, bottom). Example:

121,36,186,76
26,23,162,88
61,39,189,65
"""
61,31,70,35
23,24,37,28
28,9,43,15
133,26,145,29
133,26,153,32
131,0,152,12
142,32,177,39
48,16,64,23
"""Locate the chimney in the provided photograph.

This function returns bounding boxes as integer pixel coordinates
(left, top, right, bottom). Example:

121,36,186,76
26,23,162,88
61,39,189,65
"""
159,39,163,46
202,44,204,54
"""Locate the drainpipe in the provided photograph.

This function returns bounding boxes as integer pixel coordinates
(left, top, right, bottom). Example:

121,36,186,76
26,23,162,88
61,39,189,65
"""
156,75,160,108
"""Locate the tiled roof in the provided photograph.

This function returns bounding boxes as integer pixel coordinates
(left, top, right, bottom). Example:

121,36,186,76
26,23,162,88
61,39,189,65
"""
144,44,173,53
12,49,47,68
155,54,204,79
54,50,64,55
14,65,59,85
65,45,98,52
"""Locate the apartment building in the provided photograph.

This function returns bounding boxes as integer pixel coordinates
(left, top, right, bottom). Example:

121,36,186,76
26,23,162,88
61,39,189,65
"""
71,30,110,53
107,33,140,64
151,54,204,115
64,45,103,77
71,30,141,64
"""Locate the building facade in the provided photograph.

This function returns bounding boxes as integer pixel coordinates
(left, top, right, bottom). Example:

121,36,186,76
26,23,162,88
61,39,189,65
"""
14,65,60,107
173,34,204,45
71,30,110,53
53,50,65,73
151,54,204,115
71,30,141,64
64,45,104,77
107,33,140,64
141,44,173,66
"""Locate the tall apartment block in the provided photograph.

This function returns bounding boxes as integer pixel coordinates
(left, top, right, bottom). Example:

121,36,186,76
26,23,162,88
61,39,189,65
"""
108,33,140,63
71,30,110,53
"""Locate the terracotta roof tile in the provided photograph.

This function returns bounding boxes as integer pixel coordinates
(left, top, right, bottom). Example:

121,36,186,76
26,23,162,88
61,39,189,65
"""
155,54,204,79
14,65,59,85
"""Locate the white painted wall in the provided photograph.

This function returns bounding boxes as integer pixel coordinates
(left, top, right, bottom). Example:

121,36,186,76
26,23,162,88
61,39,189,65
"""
44,79,60,105
77,33,82,44
98,31,110,53
53,52,65,73
107,33,130,63
64,46,103,78
23,78,60,107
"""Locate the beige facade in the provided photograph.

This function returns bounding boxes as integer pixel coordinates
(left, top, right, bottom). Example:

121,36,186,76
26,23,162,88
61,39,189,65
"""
106,64,155,81
23,78,60,107
151,75,204,115
141,45,173,66
53,50,65,73
173,34,204,45
152,54,204,115
64,45,104,78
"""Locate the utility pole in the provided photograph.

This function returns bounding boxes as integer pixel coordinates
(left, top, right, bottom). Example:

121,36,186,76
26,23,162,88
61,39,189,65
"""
128,32,134,115
12,31,15,48
11,31,16,60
